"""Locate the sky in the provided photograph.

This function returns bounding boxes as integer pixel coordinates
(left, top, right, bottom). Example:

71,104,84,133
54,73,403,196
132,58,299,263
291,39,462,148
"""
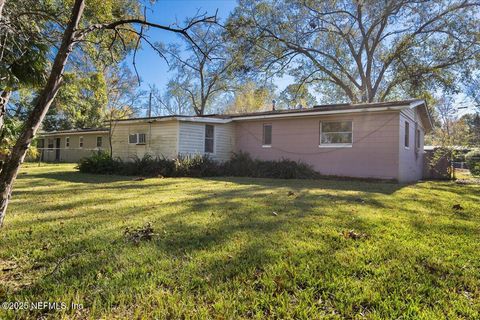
126,0,238,93
125,0,477,116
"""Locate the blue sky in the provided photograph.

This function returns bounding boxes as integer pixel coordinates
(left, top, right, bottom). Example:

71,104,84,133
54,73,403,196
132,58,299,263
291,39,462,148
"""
126,0,476,116
127,0,238,93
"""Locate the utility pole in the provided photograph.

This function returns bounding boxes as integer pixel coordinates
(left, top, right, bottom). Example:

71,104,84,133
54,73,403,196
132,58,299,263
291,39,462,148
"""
148,91,152,118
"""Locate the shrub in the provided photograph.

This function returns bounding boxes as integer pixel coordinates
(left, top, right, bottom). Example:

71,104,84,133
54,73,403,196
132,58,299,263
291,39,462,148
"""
78,151,320,179
465,149,480,176
173,154,221,177
77,151,120,174
224,152,320,179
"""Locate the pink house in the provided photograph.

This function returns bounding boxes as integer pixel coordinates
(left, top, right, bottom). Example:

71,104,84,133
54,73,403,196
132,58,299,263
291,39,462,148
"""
39,99,433,182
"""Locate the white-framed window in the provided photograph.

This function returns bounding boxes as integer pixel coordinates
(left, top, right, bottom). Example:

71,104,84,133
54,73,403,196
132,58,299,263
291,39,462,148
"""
48,139,54,150
204,124,214,153
128,133,146,145
262,124,272,147
404,121,410,148
79,136,84,148
319,120,353,147
96,136,102,148
65,137,70,148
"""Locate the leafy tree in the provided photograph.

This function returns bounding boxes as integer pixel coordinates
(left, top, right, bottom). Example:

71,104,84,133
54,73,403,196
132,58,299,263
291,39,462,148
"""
0,0,217,225
42,72,108,130
224,81,275,114
462,113,480,147
104,64,145,156
279,84,317,109
226,0,480,103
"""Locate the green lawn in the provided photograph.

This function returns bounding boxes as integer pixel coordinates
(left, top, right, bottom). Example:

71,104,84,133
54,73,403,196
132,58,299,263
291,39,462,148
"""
1,163,479,319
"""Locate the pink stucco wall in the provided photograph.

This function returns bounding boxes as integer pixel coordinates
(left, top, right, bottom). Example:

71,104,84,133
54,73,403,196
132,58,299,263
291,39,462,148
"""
234,112,401,180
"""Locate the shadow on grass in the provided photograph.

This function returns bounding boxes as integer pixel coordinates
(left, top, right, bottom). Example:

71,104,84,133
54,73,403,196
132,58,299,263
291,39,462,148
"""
5,168,479,318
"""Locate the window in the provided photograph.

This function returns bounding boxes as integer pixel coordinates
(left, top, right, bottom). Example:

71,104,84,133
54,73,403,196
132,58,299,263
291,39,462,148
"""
65,137,70,148
263,124,272,147
96,136,102,148
138,133,146,144
38,139,45,149
128,133,146,145
404,121,410,148
79,136,84,148
47,139,54,149
319,121,353,147
204,124,214,153
129,133,137,144
415,129,421,150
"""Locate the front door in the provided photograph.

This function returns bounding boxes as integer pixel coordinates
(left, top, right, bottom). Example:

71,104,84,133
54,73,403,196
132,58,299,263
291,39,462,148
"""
55,138,61,161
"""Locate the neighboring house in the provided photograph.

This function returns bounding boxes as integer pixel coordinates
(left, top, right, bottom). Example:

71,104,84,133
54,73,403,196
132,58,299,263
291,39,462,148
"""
38,99,432,182
37,128,110,162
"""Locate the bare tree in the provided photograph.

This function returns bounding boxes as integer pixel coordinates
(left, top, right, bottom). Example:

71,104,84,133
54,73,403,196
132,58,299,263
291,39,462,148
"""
158,23,236,115
0,0,217,226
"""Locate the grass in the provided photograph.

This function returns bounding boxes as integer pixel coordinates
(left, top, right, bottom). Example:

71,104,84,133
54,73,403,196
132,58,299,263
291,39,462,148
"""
0,163,479,319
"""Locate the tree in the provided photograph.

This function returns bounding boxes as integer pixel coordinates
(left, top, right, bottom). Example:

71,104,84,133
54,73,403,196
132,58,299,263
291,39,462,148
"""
224,81,275,114
0,0,217,226
44,72,108,130
158,23,235,115
279,84,317,109
226,0,480,103
104,64,145,156
151,80,192,116
0,0,51,134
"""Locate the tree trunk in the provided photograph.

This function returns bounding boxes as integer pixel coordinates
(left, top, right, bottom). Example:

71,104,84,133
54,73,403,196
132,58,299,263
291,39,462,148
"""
0,0,85,227
0,90,11,134
0,0,6,20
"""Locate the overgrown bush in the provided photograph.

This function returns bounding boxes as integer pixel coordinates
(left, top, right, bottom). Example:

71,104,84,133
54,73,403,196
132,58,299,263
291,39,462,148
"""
465,149,480,176
78,151,320,179
77,151,120,174
224,152,320,179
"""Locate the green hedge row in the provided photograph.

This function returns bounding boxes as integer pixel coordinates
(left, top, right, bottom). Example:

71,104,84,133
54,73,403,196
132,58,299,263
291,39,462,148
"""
465,149,480,176
77,151,321,179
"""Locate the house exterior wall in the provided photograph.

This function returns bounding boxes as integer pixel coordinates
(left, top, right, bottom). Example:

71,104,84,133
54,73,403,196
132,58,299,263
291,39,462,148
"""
111,120,178,160
178,122,235,162
234,112,401,180
39,133,110,162
398,108,425,182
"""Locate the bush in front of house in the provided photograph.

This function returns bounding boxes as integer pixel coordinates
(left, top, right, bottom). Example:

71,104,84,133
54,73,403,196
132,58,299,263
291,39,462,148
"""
465,149,480,176
224,152,320,179
77,151,120,174
77,151,320,179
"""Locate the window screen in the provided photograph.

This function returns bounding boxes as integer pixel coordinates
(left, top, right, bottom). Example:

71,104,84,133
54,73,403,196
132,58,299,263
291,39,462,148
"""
320,121,353,145
96,136,102,147
129,134,137,144
205,125,214,153
263,124,272,146
138,133,146,144
404,121,410,148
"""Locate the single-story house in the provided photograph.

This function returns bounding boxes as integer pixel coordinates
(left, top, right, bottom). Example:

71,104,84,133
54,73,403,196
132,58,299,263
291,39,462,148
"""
38,99,433,182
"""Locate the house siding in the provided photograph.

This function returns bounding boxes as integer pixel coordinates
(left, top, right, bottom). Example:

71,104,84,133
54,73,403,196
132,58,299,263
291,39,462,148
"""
398,109,425,182
234,112,400,180
39,133,110,162
178,121,235,162
111,120,178,160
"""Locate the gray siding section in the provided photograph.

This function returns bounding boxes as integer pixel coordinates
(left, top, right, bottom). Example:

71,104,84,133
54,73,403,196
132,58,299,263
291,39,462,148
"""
178,122,234,162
